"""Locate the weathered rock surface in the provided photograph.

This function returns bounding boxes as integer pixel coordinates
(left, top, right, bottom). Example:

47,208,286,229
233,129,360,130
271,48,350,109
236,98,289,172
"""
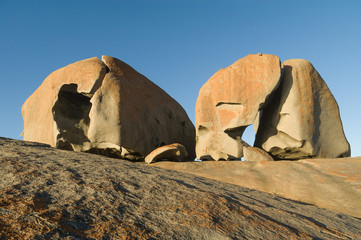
154,157,361,218
255,59,350,159
243,146,274,162
22,56,195,160
145,143,188,164
1,138,361,239
195,53,281,161
21,57,108,148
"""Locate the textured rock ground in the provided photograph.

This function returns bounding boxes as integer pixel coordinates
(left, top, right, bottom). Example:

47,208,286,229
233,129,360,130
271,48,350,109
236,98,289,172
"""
255,59,350,159
195,53,281,161
22,56,195,160
154,158,361,218
1,138,361,239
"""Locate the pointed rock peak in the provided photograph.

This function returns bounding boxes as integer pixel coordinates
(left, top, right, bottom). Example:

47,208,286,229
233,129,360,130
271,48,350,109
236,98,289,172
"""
101,55,138,77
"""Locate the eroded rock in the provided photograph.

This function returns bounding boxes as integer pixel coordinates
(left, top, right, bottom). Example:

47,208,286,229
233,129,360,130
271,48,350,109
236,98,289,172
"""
22,57,108,148
22,56,196,160
255,59,350,159
145,143,188,164
195,53,281,160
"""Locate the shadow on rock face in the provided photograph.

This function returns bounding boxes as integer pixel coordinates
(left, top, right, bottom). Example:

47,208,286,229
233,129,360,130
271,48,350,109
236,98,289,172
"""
255,60,350,159
52,84,91,151
31,191,52,211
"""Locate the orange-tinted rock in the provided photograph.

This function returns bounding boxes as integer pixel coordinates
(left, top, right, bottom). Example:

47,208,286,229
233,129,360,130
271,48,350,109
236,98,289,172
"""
21,57,108,147
145,143,188,164
88,56,195,159
255,59,350,159
22,56,195,160
195,53,281,160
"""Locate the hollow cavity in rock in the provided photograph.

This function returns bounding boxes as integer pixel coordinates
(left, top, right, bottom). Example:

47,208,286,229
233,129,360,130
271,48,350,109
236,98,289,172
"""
52,84,92,150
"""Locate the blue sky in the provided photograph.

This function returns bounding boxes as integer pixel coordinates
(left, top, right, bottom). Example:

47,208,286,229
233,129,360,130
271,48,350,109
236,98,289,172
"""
0,0,360,156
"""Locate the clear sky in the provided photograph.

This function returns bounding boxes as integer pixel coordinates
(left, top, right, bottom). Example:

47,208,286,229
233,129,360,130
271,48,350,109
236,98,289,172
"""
1,0,360,156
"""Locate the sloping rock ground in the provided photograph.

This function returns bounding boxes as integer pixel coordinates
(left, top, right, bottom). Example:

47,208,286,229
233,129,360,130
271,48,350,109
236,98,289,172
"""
1,138,360,239
153,158,361,219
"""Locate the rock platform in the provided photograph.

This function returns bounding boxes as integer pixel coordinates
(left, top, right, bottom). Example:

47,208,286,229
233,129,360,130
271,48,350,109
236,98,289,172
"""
1,137,361,239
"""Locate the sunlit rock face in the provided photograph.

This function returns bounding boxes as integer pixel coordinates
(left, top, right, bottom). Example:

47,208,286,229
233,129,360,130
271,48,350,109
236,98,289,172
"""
254,59,350,159
195,53,281,160
22,56,195,160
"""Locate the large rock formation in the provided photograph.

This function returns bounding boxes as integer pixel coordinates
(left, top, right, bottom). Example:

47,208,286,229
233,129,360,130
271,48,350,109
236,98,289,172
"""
195,53,281,160
153,157,361,219
22,56,195,160
255,59,350,159
1,137,361,239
